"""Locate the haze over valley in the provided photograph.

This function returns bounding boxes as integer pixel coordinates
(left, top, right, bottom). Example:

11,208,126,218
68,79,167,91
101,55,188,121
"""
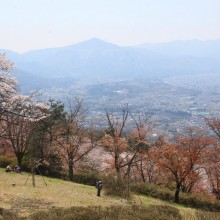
1,38,220,134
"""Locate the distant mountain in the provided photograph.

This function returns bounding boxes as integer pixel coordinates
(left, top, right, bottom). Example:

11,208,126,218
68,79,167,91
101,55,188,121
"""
138,39,220,61
1,38,220,92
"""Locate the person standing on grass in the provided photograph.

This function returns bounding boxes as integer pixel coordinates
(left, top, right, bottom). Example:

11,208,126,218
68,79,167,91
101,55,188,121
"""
96,180,103,197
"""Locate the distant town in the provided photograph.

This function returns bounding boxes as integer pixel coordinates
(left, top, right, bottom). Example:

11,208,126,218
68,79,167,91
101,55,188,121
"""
39,73,220,137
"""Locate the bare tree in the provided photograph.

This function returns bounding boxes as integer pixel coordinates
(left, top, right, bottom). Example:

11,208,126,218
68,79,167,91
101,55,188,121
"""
205,117,220,140
102,105,130,177
53,98,97,181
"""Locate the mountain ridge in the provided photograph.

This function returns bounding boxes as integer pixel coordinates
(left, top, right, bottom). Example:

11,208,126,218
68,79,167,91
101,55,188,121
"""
0,38,220,92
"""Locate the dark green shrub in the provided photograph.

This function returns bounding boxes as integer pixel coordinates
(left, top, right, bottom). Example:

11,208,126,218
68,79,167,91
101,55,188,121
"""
103,176,130,199
131,182,173,201
73,170,100,186
37,154,63,178
180,193,220,211
19,153,63,178
20,157,30,172
131,182,220,211
0,156,17,168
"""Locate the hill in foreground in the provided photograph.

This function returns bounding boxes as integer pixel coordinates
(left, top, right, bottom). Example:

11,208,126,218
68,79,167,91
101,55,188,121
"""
0,169,220,220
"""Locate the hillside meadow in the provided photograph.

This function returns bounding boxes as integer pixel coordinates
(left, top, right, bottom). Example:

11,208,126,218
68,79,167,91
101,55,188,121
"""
0,169,220,220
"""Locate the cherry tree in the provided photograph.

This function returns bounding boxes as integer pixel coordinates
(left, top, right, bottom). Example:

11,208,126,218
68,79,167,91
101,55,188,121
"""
205,118,220,199
1,94,49,167
0,53,17,139
0,53,17,115
0,53,49,168
155,133,211,203
204,143,220,199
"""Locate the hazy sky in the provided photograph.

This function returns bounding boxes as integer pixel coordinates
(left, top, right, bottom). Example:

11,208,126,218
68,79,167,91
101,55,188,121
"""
1,0,220,52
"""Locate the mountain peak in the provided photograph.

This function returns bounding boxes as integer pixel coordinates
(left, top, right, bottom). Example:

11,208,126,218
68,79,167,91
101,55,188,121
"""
86,37,105,42
71,38,119,50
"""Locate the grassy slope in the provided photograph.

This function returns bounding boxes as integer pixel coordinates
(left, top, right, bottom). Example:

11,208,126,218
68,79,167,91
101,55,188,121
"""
0,169,218,219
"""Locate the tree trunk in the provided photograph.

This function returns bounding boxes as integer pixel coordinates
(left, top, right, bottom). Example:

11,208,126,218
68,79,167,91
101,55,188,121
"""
28,157,36,187
174,183,181,203
31,163,36,187
127,165,131,199
69,160,74,181
16,152,23,169
115,164,121,178
140,164,146,182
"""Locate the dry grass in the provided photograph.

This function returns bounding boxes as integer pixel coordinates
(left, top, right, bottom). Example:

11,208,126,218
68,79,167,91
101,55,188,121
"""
0,169,219,219
0,169,128,217
135,195,197,220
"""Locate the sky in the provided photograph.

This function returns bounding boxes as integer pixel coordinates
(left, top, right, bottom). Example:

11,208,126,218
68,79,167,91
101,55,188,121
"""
1,0,220,52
